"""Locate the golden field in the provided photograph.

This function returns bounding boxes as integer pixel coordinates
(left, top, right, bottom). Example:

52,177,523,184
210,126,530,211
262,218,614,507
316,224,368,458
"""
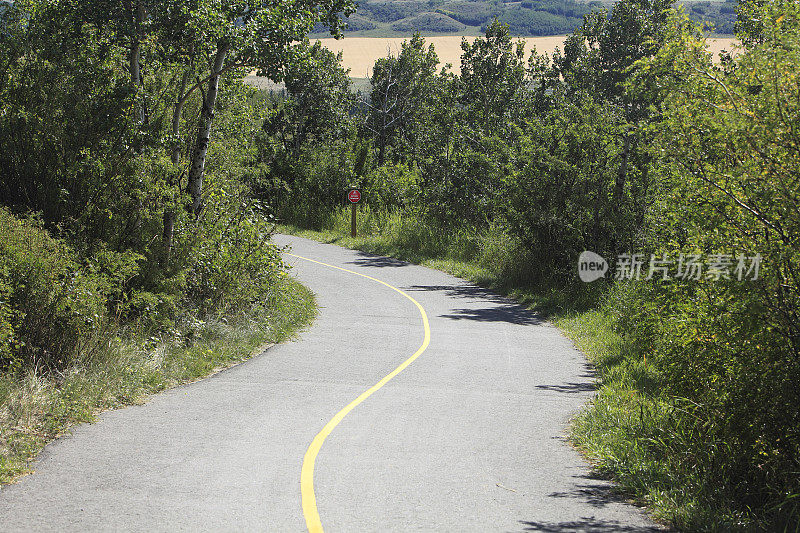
317,35,740,77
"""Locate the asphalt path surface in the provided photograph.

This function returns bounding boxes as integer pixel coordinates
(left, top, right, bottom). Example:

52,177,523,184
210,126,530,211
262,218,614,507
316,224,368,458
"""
0,234,664,532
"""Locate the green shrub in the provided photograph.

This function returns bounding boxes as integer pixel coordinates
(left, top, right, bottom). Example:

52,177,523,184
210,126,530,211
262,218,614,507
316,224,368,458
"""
184,179,285,316
275,137,362,229
362,162,422,210
0,208,141,372
588,9,800,525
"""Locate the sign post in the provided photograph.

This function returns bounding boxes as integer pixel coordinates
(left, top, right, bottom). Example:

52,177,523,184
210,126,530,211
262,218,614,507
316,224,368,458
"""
347,188,361,237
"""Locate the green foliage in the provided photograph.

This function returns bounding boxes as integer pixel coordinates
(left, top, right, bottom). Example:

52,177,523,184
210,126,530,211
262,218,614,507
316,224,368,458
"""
264,40,354,157
0,208,142,372
0,0,324,368
362,162,422,210
460,21,527,130
185,178,285,316
0,3,143,246
503,96,636,284
275,136,366,229
576,0,674,117
594,3,800,525
366,33,450,165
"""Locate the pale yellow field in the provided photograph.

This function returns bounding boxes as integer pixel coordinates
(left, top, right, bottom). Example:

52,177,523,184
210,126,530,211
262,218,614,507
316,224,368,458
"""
317,35,740,77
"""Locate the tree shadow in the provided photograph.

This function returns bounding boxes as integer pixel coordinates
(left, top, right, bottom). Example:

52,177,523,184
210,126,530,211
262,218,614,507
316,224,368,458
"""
346,251,410,268
405,284,511,304
519,517,665,532
535,382,597,394
517,474,668,532
547,482,628,509
439,305,543,326
536,364,597,394
405,284,543,326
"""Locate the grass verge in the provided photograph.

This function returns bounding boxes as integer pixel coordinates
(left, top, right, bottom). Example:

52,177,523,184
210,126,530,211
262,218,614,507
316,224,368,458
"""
0,275,315,485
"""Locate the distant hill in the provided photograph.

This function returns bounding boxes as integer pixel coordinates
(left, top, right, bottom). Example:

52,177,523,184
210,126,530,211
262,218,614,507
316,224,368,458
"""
311,0,736,37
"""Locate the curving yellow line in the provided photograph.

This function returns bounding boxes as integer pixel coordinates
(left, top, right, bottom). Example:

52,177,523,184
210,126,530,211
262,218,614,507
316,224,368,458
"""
288,253,431,533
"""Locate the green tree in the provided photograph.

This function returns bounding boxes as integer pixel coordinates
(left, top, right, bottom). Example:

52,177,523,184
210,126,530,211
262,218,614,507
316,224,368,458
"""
152,0,356,216
459,20,526,132
503,96,630,282
545,0,676,238
264,40,353,157
366,33,443,165
617,2,800,523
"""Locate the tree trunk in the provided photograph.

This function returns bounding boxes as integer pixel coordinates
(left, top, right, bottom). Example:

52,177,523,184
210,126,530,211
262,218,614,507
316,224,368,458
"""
130,43,144,124
378,130,386,166
615,133,630,204
377,93,389,166
130,1,145,124
187,41,230,216
162,64,193,262
171,73,190,166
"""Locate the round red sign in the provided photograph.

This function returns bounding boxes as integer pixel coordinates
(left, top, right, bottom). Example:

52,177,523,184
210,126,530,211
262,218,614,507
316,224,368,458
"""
348,189,361,204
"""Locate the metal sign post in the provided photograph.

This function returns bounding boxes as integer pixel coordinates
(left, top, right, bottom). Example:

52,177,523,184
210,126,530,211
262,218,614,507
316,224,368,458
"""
347,189,361,237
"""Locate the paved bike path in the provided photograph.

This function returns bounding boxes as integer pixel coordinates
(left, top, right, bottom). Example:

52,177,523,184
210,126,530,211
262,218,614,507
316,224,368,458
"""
0,234,663,532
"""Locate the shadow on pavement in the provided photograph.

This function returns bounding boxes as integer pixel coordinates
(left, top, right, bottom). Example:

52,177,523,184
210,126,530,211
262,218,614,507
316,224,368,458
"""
518,474,669,532
547,479,628,509
405,283,508,303
439,305,543,325
346,251,410,268
535,381,596,394
405,284,542,326
519,517,665,532
536,363,597,393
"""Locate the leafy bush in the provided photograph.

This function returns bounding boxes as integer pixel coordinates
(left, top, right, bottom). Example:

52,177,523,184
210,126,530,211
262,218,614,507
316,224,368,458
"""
362,162,422,210
594,4,800,525
0,208,141,372
184,177,285,316
275,137,363,229
503,97,636,284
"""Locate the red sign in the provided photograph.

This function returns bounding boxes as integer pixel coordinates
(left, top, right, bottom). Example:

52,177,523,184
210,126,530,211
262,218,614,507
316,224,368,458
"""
348,189,361,204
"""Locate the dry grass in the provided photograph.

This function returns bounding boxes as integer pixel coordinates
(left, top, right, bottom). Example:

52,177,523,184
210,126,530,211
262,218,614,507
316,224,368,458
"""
244,35,739,85
315,35,740,77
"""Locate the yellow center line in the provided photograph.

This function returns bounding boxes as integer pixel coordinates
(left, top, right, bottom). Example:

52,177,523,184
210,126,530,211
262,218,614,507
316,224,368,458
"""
288,253,431,533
